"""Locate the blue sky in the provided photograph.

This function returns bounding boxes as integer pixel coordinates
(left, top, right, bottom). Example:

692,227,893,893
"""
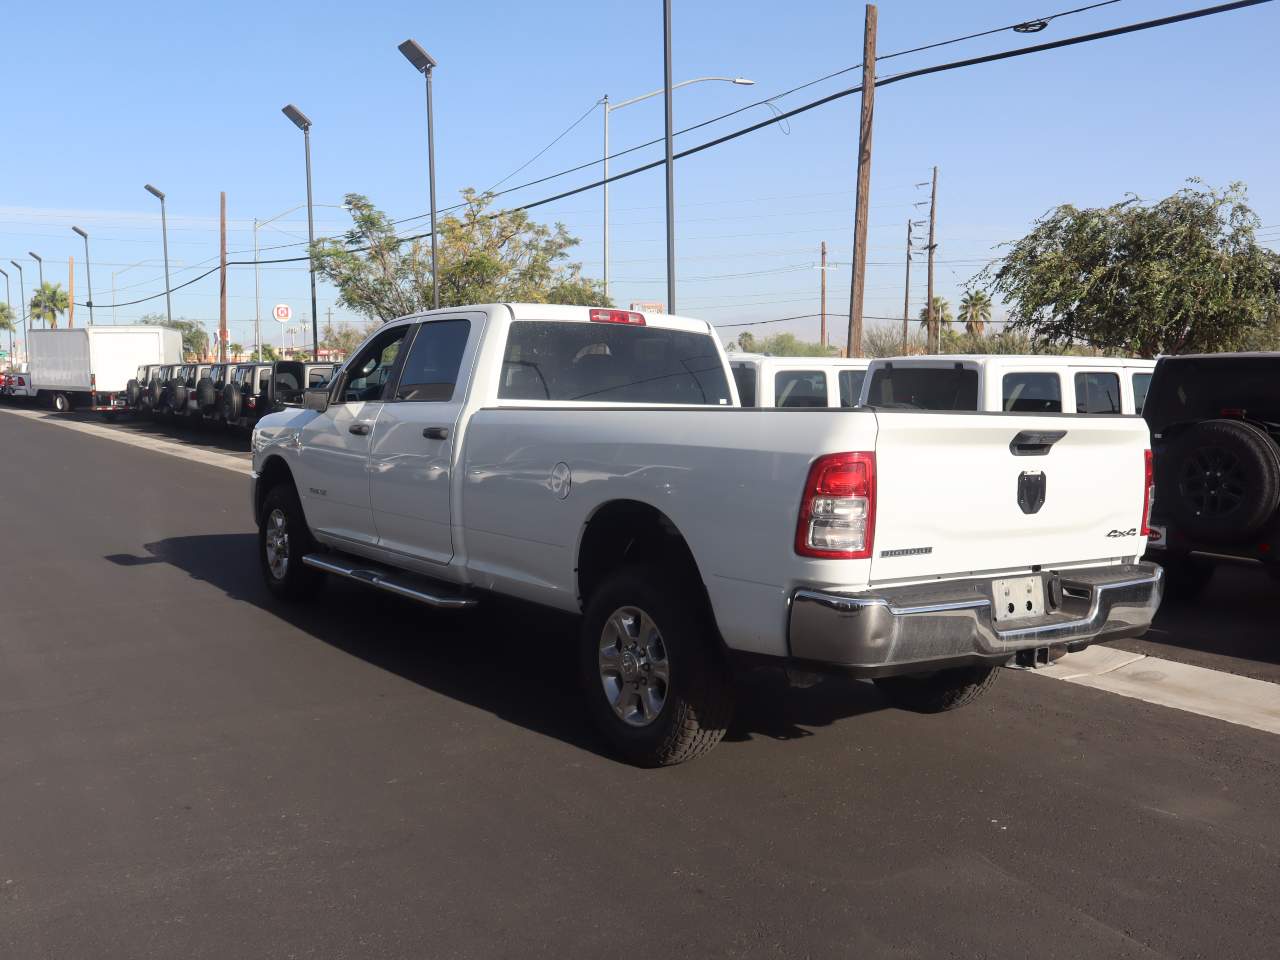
1,0,1277,352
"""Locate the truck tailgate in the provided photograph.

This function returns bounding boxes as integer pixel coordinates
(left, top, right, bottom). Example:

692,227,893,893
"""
869,412,1150,584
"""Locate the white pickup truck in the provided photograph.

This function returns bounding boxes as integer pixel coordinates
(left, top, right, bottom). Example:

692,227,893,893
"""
251,304,1162,766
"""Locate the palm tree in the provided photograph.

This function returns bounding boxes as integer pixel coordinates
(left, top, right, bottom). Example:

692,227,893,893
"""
0,301,14,334
917,296,953,329
29,281,69,329
958,290,992,335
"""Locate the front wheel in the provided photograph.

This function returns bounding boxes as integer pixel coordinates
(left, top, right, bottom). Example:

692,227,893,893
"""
259,484,323,601
874,664,998,713
580,565,733,767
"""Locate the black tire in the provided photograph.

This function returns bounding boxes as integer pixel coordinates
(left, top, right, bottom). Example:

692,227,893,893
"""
1156,554,1215,601
1161,420,1280,542
126,378,141,407
149,379,163,407
195,376,216,410
258,483,322,601
580,564,733,767
874,664,999,713
52,392,70,413
221,382,242,422
171,383,189,410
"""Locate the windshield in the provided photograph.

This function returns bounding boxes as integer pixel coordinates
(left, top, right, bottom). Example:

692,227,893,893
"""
498,321,731,405
865,365,979,410
1145,356,1280,430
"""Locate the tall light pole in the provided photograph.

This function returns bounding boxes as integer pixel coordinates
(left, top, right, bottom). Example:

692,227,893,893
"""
143,184,174,325
282,104,321,357
600,75,753,303
27,252,44,327
9,261,26,358
0,267,11,359
661,0,676,313
71,226,95,325
398,39,440,311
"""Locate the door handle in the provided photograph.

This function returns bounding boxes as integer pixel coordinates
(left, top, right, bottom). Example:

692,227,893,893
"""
348,423,371,436
423,426,450,440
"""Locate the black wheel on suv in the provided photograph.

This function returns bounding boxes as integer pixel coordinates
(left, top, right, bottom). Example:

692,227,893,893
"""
221,382,242,423
580,565,733,767
126,378,141,407
195,376,217,410
874,664,999,713
1163,419,1280,541
259,484,322,600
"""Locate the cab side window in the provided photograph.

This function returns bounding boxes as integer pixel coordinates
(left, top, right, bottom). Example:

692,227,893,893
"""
774,370,827,408
1002,372,1062,412
340,326,410,403
395,320,471,402
1132,372,1152,415
1075,371,1121,414
838,369,866,408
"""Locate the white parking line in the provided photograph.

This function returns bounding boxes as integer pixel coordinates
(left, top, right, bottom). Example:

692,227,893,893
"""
1032,645,1280,736
0,406,252,476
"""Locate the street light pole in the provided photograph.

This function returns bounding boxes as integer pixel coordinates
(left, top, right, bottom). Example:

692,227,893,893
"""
27,252,44,327
9,261,26,357
71,227,94,325
661,0,676,313
282,104,321,358
599,76,753,305
144,184,174,325
0,267,11,359
398,40,440,311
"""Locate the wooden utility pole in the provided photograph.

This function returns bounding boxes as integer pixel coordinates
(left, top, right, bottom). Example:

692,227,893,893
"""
219,191,227,363
68,256,75,327
819,241,828,348
925,166,939,354
900,220,912,354
846,3,876,358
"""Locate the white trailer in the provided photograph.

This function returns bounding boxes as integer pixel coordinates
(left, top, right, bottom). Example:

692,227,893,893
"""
28,326,182,412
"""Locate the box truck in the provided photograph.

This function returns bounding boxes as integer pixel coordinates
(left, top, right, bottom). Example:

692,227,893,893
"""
27,326,183,413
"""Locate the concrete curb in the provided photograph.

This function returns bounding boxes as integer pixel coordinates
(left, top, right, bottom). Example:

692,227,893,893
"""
1030,646,1280,736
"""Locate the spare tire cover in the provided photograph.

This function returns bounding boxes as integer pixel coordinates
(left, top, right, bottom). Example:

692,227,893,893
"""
195,377,216,409
1162,419,1280,541
222,382,242,420
126,379,141,406
172,383,189,408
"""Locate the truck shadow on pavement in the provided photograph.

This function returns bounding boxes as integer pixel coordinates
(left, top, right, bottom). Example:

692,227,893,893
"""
67,410,252,455
123,533,890,761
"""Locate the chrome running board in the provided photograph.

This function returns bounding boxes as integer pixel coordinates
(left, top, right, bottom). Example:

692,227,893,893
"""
301,553,478,609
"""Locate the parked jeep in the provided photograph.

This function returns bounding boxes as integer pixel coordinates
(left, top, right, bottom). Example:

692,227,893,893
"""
194,362,237,427
170,362,213,425
1144,352,1280,594
144,364,179,416
222,361,335,431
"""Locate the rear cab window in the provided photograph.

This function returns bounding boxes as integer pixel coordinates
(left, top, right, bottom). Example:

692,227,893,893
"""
1075,371,1121,414
1002,372,1062,412
498,320,731,405
731,365,757,407
774,370,827,408
865,365,979,410
838,369,866,408
1132,372,1152,415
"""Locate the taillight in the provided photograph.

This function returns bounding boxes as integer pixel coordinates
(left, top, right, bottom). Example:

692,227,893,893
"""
1141,449,1154,536
795,452,876,559
589,308,645,326
247,396,257,409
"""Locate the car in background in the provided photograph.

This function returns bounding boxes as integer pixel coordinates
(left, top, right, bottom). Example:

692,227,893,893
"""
729,354,870,408
859,355,1156,415
223,361,335,431
1143,352,1280,594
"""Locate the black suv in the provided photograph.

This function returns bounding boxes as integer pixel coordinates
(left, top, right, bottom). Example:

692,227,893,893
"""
221,361,335,431
195,362,237,427
1144,353,1280,593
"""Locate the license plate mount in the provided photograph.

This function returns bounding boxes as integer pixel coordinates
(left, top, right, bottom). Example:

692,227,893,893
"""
991,575,1045,624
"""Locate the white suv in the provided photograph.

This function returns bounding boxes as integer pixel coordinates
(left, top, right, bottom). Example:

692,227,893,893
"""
729,354,870,408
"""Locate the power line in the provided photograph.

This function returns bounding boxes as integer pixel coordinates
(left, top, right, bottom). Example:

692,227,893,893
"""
71,0,1272,310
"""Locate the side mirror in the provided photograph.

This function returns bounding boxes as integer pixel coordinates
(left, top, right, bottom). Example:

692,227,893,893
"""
304,387,330,413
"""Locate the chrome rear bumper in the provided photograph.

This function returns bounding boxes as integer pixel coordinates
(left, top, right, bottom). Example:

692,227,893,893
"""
788,562,1162,676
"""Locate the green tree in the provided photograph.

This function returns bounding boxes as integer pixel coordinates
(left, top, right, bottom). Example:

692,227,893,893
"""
958,289,992,335
29,282,69,329
320,322,369,358
725,330,836,356
313,190,608,323
0,301,14,334
917,296,953,329
983,180,1280,357
734,332,758,352
228,342,244,356
259,343,279,362
863,323,926,357
140,313,208,359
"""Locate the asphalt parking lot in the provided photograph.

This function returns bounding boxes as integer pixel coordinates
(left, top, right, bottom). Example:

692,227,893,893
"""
3,408,1279,959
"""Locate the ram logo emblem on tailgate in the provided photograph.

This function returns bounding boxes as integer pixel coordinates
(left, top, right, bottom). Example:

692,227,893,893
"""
880,546,933,558
1017,471,1046,515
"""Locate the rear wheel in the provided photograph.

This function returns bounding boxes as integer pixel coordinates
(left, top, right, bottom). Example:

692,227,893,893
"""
52,392,70,413
580,565,733,767
259,484,322,600
874,664,998,713
1163,420,1280,541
